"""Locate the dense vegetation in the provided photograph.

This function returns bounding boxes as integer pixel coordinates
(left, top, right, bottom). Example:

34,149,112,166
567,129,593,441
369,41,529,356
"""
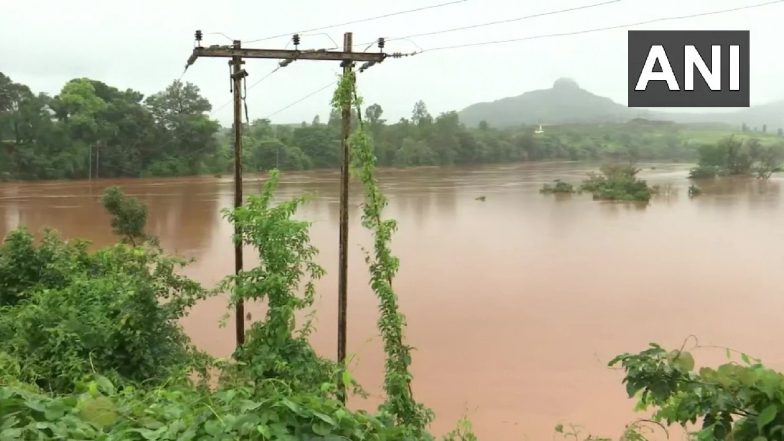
0,178,444,439
0,73,221,180
689,136,784,179
0,74,451,440
4,72,784,182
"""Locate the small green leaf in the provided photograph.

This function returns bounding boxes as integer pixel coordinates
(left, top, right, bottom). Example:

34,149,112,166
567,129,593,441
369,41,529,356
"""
204,419,222,436
44,400,67,421
758,404,778,431
313,411,336,426
312,421,333,436
673,352,695,371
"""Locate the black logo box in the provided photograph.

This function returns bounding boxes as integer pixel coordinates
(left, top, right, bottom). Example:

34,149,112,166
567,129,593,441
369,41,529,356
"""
628,30,749,108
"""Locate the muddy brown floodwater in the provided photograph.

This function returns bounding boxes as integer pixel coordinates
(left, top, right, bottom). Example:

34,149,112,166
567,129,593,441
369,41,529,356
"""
2,162,784,440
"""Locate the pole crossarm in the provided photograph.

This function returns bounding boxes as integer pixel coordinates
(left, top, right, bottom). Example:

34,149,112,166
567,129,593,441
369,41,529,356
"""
186,46,385,69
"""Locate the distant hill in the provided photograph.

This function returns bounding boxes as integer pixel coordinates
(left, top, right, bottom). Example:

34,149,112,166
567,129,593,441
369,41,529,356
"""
458,78,633,126
458,78,784,132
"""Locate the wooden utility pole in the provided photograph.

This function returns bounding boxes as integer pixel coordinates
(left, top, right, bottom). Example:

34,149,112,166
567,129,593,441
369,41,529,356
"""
336,32,353,403
185,31,386,399
231,40,248,347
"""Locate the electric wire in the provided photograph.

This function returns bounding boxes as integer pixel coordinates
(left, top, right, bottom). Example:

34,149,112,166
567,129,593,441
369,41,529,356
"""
420,0,784,52
204,32,236,42
208,0,784,121
263,80,336,119
358,0,621,46
243,0,469,44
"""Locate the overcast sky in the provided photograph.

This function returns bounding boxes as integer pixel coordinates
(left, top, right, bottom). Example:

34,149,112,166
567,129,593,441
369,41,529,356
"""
2,0,783,126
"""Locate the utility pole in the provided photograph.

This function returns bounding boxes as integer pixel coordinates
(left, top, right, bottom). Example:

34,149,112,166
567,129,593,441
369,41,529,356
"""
231,40,248,347
336,32,353,403
184,30,386,401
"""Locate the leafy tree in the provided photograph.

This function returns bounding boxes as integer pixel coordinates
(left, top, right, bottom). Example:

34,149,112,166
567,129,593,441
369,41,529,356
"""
411,100,433,127
365,103,385,126
751,143,784,179
144,80,219,175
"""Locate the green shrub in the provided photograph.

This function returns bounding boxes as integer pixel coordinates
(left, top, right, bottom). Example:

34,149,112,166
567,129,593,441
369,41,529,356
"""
0,230,206,392
688,164,720,179
0,376,409,440
612,343,784,441
580,164,653,202
0,229,91,307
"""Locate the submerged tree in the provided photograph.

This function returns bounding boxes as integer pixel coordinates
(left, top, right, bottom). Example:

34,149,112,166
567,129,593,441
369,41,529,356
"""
101,186,149,245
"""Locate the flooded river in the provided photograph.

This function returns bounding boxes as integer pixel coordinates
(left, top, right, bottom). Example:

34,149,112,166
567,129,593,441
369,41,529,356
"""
1,162,783,440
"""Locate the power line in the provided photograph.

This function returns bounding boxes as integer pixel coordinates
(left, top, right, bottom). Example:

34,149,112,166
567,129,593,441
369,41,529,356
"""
263,80,335,119
204,31,236,42
361,0,621,46
244,0,469,44
422,0,784,52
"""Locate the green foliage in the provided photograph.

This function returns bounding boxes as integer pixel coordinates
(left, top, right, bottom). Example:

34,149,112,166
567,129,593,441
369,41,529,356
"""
611,343,784,441
0,73,221,180
540,179,576,194
0,230,206,392
690,136,784,180
442,418,479,441
0,376,410,440
0,229,91,307
688,184,702,198
101,186,149,245
221,170,332,395
580,164,653,202
688,165,720,179
334,71,434,435
0,167,446,439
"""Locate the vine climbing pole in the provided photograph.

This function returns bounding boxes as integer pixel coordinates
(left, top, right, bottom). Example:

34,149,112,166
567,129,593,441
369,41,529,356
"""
183,30,387,364
336,32,353,404
230,40,248,346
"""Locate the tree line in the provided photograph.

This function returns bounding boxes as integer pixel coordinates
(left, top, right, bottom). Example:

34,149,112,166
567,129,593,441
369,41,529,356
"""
0,73,221,180
4,72,778,181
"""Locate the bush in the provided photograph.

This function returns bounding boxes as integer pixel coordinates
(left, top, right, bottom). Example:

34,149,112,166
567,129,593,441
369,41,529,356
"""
0,230,206,392
688,164,720,179
612,343,784,441
0,229,91,307
580,164,653,202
